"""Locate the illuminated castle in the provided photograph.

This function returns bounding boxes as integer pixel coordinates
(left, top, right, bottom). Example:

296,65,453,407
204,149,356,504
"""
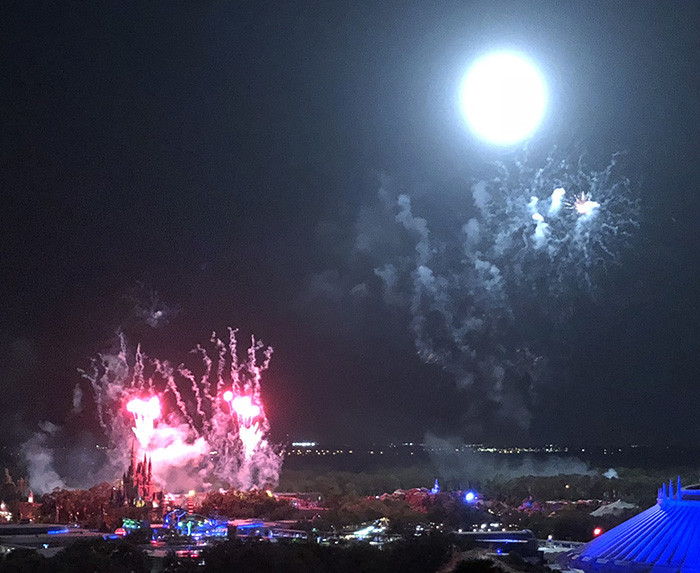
570,478,700,573
113,442,161,507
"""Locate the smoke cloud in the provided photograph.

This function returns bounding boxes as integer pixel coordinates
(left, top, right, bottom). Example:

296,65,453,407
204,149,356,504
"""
125,282,180,329
21,422,67,494
325,147,640,437
425,433,593,484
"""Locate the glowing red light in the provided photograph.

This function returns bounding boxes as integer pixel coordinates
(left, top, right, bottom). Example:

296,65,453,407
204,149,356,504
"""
223,390,234,402
593,527,603,536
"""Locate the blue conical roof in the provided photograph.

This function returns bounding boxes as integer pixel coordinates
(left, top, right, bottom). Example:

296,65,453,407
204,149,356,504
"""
571,478,700,573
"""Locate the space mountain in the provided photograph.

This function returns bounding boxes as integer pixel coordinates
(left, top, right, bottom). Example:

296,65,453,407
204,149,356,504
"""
570,478,700,573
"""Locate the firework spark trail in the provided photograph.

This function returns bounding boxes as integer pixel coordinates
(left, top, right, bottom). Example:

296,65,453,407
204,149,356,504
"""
246,336,273,402
479,151,639,294
214,334,227,396
195,344,213,399
81,328,282,491
154,358,198,432
177,364,207,428
207,330,278,489
246,337,260,397
228,327,240,388
79,332,131,432
81,359,107,431
370,148,639,430
133,344,145,390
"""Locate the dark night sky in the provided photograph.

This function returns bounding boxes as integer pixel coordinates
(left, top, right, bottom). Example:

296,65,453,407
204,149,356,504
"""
2,1,699,449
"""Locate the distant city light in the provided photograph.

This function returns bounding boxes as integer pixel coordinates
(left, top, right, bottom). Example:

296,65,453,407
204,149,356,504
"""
593,527,603,536
465,491,477,503
291,441,318,447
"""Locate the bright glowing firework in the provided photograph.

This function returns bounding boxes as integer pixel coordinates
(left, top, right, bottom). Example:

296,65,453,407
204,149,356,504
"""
80,329,282,491
221,389,264,460
230,395,261,423
228,394,263,459
570,191,600,217
126,395,161,448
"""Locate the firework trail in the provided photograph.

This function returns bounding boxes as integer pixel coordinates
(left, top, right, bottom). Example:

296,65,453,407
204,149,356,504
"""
80,329,282,491
368,149,639,431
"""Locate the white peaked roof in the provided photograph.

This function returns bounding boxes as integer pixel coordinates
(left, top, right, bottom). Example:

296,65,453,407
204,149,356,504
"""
590,500,639,517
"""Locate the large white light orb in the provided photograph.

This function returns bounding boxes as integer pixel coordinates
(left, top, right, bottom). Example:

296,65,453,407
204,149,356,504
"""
460,52,547,145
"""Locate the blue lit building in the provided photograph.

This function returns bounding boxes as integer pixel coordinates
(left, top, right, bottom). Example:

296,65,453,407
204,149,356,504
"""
160,510,228,541
0,524,112,558
570,478,700,573
456,529,539,558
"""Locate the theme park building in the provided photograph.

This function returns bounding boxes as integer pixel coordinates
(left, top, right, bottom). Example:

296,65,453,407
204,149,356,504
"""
570,478,700,573
112,443,163,507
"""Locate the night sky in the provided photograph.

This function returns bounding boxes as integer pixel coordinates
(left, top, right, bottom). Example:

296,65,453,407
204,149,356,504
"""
2,1,699,450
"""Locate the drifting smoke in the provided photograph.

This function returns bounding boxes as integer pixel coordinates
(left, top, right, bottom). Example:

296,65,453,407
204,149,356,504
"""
358,149,639,434
21,422,67,493
425,433,593,484
79,328,282,492
125,282,180,329
604,468,620,479
71,383,83,414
